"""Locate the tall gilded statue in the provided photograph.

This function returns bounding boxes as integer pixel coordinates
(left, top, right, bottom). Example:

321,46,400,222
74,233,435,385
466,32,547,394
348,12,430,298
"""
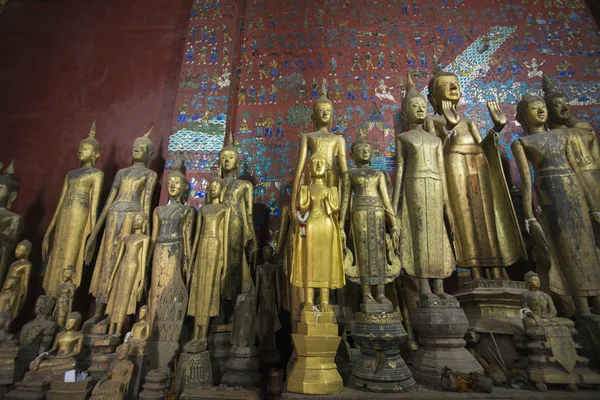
542,75,600,214
148,169,194,327
393,74,455,296
0,161,21,289
42,123,103,297
218,143,256,300
339,134,400,305
84,128,157,324
511,94,600,315
188,178,230,343
5,240,32,318
290,155,344,311
106,212,150,335
291,79,348,211
426,64,524,279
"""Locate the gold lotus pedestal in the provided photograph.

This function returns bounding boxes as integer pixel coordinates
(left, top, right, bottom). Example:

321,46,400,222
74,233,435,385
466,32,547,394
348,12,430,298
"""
287,309,343,395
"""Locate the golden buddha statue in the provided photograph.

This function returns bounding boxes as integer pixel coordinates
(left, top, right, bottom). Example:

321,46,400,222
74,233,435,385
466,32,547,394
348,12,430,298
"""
393,74,455,297
521,272,574,328
5,240,32,318
291,79,347,210
511,94,600,315
90,342,134,400
542,75,600,216
188,178,229,344
106,212,150,335
54,266,76,328
425,65,524,279
290,154,345,312
340,135,400,306
29,311,84,372
127,305,150,355
148,169,195,328
0,161,21,289
218,145,256,300
84,128,157,325
42,123,103,297
0,276,19,322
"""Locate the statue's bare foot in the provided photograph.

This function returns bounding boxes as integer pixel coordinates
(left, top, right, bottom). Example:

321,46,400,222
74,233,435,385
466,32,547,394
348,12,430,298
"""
364,294,377,304
302,302,315,312
376,294,392,305
437,293,457,301
320,303,334,313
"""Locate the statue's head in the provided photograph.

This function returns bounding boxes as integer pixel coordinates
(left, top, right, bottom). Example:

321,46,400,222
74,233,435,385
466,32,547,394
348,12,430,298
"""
402,72,428,126
218,146,240,178
79,122,101,167
206,177,224,204
516,94,547,133
524,271,541,290
62,265,75,283
0,161,19,209
65,311,82,331
427,64,460,114
350,134,373,165
132,212,149,234
312,79,334,130
309,153,328,179
15,240,32,260
167,166,189,203
542,75,570,126
116,342,130,360
138,305,148,322
34,295,56,317
263,245,274,262
132,127,154,165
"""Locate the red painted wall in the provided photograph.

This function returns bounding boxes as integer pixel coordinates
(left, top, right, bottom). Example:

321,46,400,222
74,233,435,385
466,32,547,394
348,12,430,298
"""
0,0,192,267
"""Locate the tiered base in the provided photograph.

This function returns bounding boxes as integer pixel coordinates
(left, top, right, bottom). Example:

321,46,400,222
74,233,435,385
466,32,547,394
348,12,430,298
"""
221,346,261,387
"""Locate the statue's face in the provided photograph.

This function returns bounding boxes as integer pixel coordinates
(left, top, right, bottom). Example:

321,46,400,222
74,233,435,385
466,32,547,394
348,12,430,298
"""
523,101,548,128
220,150,238,172
132,141,149,163
139,307,147,321
15,244,27,259
433,75,460,102
0,184,9,206
78,143,96,164
62,270,73,282
209,181,222,200
167,176,184,198
133,214,145,230
405,97,428,123
309,157,327,178
314,103,332,126
547,96,570,124
353,143,372,164
65,316,78,331
34,299,45,315
263,246,273,261
528,275,541,289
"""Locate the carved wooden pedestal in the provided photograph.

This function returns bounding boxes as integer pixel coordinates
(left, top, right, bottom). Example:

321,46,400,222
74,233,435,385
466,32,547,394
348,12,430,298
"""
411,295,483,389
349,310,415,393
88,335,121,380
46,378,95,400
177,350,213,396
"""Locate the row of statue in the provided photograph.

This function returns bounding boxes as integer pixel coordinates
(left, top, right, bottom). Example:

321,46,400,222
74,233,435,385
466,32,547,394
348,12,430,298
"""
0,64,598,398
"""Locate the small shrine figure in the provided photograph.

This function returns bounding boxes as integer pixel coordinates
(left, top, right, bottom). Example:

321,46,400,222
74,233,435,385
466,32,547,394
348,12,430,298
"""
0,161,21,290
5,240,32,318
127,305,150,355
340,134,401,307
290,154,345,312
255,246,281,356
54,266,76,329
90,342,134,400
0,277,19,344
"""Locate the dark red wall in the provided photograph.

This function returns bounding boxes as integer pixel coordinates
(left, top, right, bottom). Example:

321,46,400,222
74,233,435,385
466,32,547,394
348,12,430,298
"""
0,0,192,272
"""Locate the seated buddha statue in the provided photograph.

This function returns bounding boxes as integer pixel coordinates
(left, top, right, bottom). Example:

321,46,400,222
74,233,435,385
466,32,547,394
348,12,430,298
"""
521,271,574,329
127,306,150,355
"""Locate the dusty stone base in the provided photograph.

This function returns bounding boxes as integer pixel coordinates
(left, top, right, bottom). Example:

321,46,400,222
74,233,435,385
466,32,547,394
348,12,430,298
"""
181,386,262,399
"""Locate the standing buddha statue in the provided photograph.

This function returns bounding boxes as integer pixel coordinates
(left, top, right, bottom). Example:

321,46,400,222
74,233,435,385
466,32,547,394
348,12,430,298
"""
105,212,150,335
218,143,256,301
84,128,157,325
425,64,524,279
0,161,21,289
188,178,230,345
42,122,103,297
393,74,455,297
339,134,400,307
5,240,32,318
148,168,195,328
54,266,76,329
511,94,600,316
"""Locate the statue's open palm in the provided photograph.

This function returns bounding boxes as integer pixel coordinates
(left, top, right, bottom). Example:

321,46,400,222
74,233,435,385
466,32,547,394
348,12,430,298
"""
487,100,507,132
441,100,460,130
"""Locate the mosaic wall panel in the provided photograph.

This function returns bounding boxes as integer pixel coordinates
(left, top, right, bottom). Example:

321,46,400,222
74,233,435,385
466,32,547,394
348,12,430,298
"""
166,0,600,242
